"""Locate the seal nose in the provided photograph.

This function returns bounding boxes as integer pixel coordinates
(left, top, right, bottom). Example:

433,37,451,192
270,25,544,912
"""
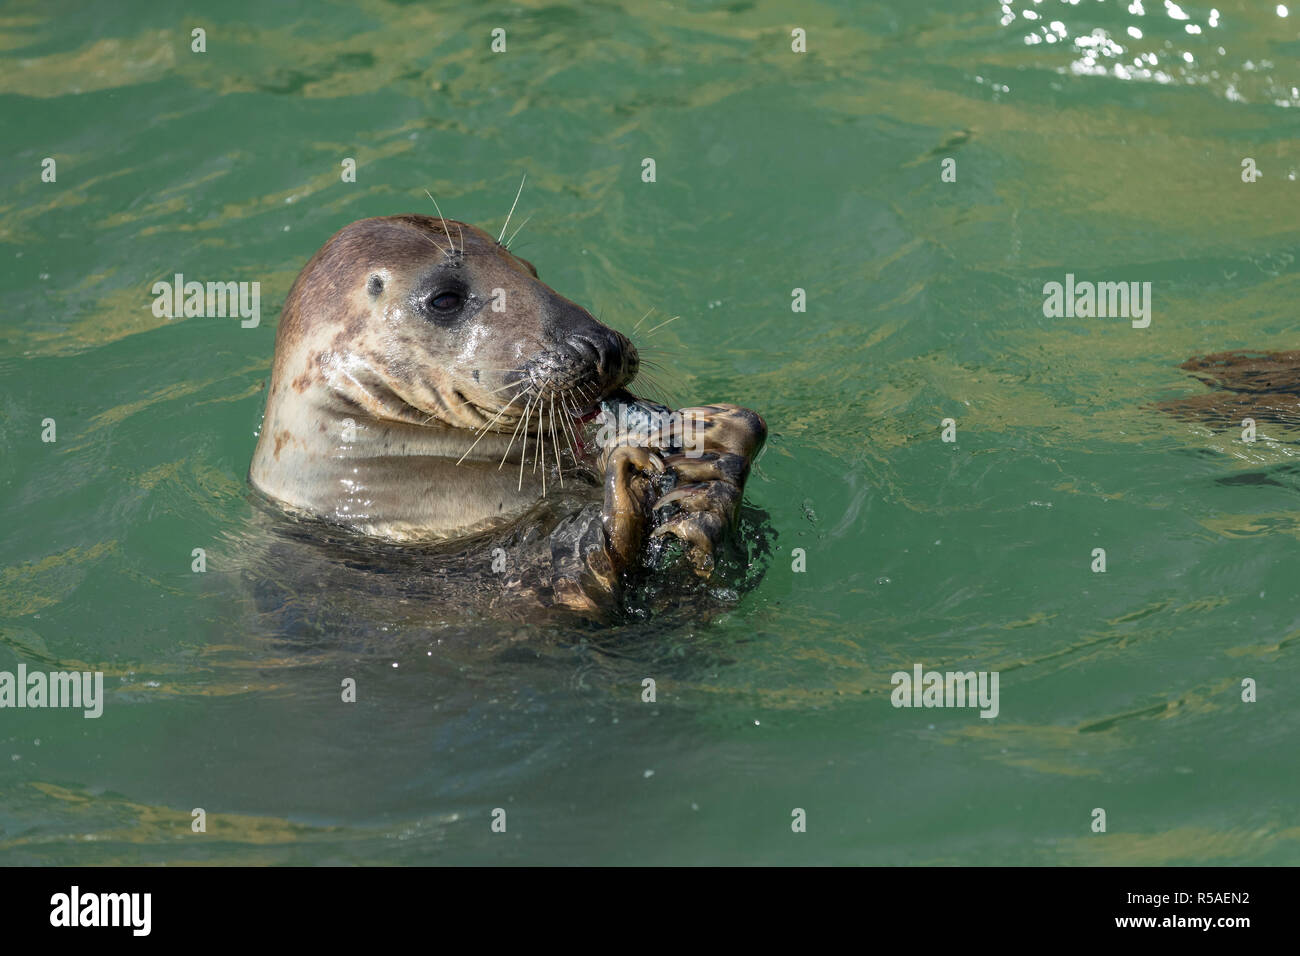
566,325,637,385
539,299,638,394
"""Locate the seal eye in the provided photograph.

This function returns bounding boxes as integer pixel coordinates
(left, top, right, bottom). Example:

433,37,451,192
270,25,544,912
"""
367,274,384,296
428,290,463,312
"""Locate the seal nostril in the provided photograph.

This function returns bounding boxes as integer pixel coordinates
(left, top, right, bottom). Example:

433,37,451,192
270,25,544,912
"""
570,333,617,374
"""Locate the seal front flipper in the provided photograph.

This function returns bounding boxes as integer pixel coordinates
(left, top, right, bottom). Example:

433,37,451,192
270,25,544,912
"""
648,403,766,577
548,446,663,613
601,445,664,566
590,396,766,579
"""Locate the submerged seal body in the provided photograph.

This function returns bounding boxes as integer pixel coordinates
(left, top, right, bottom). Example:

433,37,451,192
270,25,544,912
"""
249,214,765,612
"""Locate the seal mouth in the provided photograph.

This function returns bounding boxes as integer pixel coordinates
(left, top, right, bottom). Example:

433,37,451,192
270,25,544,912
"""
566,402,603,459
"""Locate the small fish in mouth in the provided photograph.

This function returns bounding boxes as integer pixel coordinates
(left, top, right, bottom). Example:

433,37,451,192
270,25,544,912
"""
565,389,673,458
595,389,676,451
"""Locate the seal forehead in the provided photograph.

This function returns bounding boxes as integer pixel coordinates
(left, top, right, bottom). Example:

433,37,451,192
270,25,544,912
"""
274,215,532,349
339,216,515,266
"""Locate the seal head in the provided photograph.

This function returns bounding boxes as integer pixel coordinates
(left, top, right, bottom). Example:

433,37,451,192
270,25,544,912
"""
250,215,637,540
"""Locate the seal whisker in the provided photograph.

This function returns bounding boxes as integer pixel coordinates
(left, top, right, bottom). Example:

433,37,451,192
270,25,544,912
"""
498,173,527,244
499,387,535,470
422,189,458,255
549,392,564,487
636,368,676,391
414,222,451,258
636,360,688,388
479,378,532,397
631,307,656,334
566,397,589,459
643,314,681,336
557,395,582,463
537,397,547,495
518,393,536,479
504,214,532,251
533,398,544,476
567,383,592,414
633,344,691,357
572,384,598,420
632,373,680,410
639,359,686,376
456,384,527,465
517,394,535,491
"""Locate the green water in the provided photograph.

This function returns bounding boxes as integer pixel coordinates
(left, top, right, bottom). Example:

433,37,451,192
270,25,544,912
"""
2,0,1299,865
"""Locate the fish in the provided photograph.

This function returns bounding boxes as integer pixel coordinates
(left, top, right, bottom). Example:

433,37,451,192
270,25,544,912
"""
597,389,676,452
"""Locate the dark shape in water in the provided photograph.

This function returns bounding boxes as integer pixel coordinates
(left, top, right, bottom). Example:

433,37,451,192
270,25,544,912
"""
1157,351,1300,429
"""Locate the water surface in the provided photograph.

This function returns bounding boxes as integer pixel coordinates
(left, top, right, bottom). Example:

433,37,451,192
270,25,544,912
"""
2,0,1299,864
